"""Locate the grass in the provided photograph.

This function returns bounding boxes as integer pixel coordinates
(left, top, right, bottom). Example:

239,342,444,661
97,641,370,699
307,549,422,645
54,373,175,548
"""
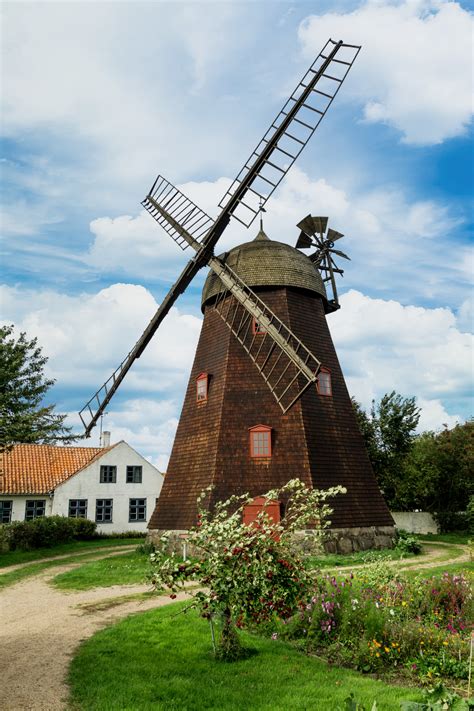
0,548,141,591
417,532,471,545
402,560,474,579
306,547,418,569
69,603,423,711
0,537,141,568
52,550,152,590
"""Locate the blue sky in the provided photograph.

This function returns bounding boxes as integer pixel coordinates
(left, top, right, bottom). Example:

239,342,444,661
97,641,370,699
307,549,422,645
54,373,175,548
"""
1,0,472,468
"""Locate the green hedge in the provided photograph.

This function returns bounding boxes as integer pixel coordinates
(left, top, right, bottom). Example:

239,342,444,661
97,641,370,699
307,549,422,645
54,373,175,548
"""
0,515,97,551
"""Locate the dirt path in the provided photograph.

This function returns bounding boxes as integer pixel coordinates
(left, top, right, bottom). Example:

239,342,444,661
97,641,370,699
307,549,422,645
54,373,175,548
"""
0,561,193,711
321,541,471,575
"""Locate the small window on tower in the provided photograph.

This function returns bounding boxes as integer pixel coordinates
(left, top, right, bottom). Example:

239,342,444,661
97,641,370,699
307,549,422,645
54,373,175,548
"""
252,317,266,335
317,368,332,397
249,424,272,458
196,373,208,402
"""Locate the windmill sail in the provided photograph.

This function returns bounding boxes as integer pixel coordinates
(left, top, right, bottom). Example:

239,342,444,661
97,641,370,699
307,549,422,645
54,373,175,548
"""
142,175,214,251
218,39,361,227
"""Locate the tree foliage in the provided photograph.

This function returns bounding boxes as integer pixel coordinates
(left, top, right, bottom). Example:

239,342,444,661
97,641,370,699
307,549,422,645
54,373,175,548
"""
353,393,473,528
402,421,473,530
352,391,420,507
0,324,76,451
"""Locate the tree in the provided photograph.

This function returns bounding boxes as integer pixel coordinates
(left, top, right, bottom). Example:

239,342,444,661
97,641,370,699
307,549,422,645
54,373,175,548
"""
352,391,420,508
149,479,346,660
394,422,473,529
0,324,77,451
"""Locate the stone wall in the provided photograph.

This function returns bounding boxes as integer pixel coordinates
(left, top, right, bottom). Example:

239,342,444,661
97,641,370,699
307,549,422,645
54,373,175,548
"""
148,525,396,557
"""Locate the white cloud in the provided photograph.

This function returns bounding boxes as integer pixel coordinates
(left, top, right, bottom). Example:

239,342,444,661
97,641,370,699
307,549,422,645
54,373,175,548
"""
416,398,460,433
83,168,468,306
457,296,474,333
299,0,473,144
0,283,202,393
67,399,179,471
330,289,472,421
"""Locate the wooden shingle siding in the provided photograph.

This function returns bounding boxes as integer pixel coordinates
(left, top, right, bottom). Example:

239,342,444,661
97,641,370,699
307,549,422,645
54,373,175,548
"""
149,286,393,532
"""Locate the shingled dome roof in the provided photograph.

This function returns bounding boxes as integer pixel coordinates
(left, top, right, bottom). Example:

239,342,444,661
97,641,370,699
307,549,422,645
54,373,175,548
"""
201,229,327,311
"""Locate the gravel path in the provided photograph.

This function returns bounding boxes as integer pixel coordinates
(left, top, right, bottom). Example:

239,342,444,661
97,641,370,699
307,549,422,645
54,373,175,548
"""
0,541,469,711
0,559,192,711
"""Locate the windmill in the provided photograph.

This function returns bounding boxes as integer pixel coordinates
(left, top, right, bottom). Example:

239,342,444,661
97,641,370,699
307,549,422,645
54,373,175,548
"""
80,39,394,550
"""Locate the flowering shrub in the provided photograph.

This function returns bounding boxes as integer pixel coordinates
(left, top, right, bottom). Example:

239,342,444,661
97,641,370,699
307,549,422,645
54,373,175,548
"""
275,563,473,684
149,478,346,659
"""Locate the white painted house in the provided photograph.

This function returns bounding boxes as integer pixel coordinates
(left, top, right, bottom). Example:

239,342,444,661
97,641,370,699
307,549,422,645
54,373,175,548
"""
0,436,164,534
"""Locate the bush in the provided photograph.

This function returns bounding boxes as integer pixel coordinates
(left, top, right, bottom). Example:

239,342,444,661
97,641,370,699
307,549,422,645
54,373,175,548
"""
2,516,97,550
72,518,98,540
394,529,422,555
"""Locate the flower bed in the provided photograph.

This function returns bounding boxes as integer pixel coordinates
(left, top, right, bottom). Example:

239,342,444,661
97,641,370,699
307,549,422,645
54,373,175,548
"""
273,559,473,685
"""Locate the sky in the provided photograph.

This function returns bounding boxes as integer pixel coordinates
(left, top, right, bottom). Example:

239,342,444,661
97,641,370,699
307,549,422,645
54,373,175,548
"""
1,0,473,470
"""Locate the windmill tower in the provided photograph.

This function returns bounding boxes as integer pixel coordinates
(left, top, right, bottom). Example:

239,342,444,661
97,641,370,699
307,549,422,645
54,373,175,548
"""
80,39,394,551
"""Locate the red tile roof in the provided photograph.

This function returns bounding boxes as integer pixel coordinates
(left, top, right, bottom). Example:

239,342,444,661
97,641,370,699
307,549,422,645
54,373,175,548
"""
0,443,114,495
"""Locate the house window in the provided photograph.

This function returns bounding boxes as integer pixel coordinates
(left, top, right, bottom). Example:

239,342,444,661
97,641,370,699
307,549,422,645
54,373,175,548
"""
126,465,142,483
249,424,272,458
96,499,113,523
68,499,88,518
25,500,46,521
100,465,117,483
0,500,13,524
129,498,147,522
252,317,266,335
196,373,208,402
317,368,332,397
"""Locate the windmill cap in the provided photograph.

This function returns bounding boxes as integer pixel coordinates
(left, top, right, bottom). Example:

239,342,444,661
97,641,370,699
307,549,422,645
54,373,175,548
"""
201,232,328,311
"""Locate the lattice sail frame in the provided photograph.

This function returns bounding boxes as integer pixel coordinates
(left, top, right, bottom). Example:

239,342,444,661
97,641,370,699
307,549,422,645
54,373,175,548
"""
219,40,361,227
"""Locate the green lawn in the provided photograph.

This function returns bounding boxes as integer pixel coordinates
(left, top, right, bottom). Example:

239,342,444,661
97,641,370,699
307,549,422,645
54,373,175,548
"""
306,547,418,569
52,550,152,590
0,537,141,568
69,603,423,711
402,559,473,579
417,532,471,545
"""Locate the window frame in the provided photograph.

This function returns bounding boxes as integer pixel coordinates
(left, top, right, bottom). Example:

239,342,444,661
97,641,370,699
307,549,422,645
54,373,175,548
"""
249,424,272,459
196,372,209,403
129,498,147,522
95,498,113,523
100,465,117,483
316,367,332,397
0,500,13,524
252,317,266,335
25,499,46,521
68,499,88,518
126,465,143,484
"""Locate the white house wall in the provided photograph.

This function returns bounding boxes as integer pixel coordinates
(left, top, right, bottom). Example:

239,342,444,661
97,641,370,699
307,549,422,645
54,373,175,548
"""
0,495,54,522
52,442,163,534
